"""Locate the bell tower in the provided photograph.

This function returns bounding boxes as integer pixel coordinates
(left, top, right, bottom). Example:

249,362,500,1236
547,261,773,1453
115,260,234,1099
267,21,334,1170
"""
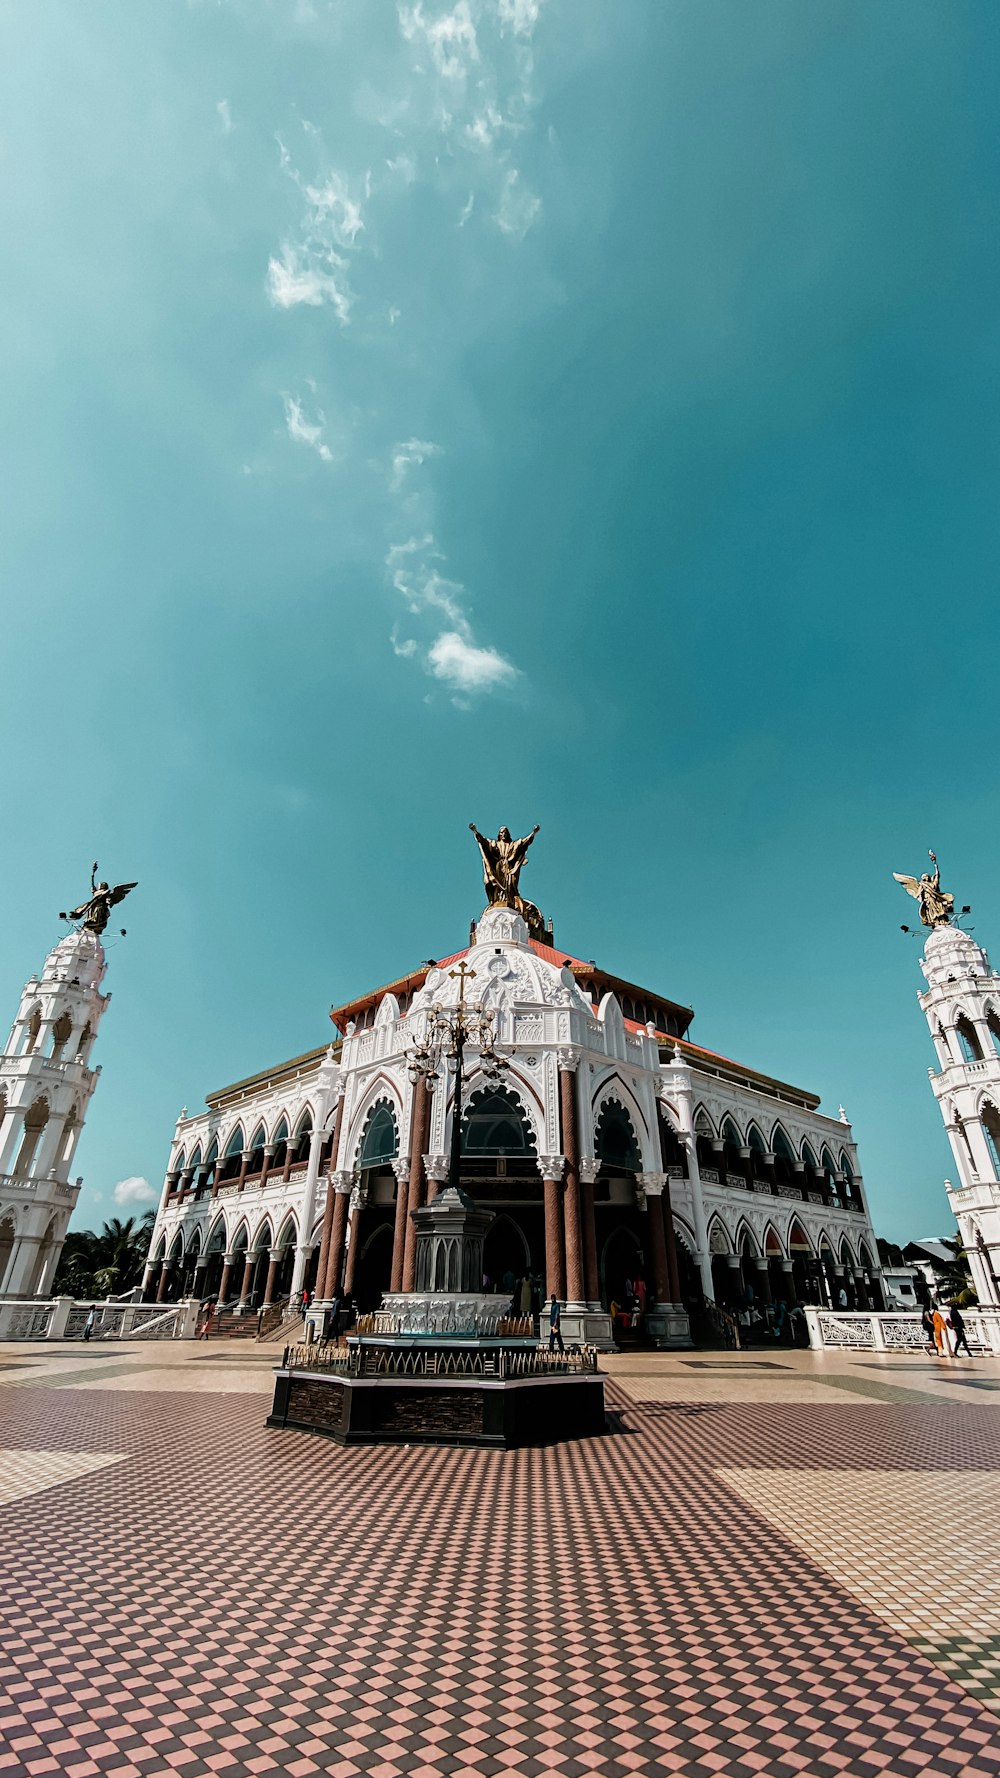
0,923,112,1296
913,896,1000,1308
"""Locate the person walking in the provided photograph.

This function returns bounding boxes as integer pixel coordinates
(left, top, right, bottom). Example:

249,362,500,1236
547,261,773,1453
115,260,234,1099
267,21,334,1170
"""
921,1304,937,1354
548,1294,565,1353
950,1302,973,1357
83,1306,96,1343
199,1300,215,1340
518,1273,533,1317
932,1306,951,1356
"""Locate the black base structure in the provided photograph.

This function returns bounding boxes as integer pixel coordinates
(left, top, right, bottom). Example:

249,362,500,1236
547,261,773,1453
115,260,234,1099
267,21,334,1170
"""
267,1336,606,1449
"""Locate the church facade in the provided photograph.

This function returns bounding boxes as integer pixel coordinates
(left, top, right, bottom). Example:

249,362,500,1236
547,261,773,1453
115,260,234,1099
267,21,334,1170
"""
144,842,882,1336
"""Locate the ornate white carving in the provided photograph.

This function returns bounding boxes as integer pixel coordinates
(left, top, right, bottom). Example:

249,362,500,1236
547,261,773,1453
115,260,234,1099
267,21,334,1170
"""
536,1154,565,1180
475,906,529,946
332,1170,355,1196
579,1158,599,1184
557,1047,580,1073
391,1158,411,1184
424,1153,450,1181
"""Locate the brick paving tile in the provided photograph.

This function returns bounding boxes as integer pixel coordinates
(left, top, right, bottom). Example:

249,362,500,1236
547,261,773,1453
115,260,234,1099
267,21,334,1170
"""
1,1377,1000,1777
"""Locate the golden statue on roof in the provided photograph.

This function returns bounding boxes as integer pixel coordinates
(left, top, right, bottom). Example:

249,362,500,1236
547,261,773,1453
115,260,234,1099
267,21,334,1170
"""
470,822,544,936
61,862,138,937
893,851,955,928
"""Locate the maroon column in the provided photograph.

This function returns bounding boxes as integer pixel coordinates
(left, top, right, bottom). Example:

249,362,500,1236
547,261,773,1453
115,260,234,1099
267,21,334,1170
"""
646,1190,672,1305
236,1149,251,1193
389,1161,410,1293
155,1262,172,1304
217,1258,233,1307
559,1065,585,1305
238,1252,254,1305
402,1082,431,1292
344,1196,362,1294
323,1186,350,1299
542,1162,566,1302
262,1253,280,1307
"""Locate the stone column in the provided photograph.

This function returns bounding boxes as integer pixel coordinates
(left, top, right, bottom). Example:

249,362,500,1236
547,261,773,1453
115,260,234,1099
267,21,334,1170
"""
579,1157,600,1307
217,1252,237,1308
309,1090,347,1302
777,1257,796,1307
662,1057,714,1299
559,1055,585,1308
281,1140,295,1185
262,1249,281,1307
750,1254,771,1304
140,1260,159,1303
192,1260,207,1302
389,1158,411,1293
401,1081,432,1291
343,1180,368,1295
259,1143,277,1189
322,1174,353,1298
156,1259,173,1304
638,1174,671,1305
291,1122,331,1299
656,1111,684,1303
236,1148,252,1193
538,1155,566,1303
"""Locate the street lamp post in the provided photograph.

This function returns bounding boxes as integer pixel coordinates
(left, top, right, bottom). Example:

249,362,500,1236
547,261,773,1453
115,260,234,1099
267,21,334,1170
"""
406,959,510,1199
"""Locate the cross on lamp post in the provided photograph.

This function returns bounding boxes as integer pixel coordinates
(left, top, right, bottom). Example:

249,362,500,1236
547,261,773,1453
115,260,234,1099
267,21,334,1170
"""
406,958,511,1198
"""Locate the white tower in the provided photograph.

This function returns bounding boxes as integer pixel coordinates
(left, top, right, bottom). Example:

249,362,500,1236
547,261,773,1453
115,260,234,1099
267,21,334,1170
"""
915,904,1000,1308
0,924,111,1297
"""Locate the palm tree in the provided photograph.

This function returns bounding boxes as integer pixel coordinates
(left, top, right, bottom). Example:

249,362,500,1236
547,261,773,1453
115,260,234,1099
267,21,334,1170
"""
53,1209,156,1297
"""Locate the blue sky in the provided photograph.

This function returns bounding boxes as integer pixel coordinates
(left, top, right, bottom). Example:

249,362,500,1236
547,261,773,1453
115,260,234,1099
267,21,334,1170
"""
1,0,997,1240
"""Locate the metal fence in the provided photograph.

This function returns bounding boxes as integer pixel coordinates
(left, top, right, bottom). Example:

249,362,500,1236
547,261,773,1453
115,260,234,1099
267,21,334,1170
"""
282,1340,599,1380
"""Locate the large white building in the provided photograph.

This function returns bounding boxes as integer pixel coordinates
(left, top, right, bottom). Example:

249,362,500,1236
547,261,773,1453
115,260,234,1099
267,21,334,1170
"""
0,923,111,1296
913,913,1000,1307
145,849,882,1340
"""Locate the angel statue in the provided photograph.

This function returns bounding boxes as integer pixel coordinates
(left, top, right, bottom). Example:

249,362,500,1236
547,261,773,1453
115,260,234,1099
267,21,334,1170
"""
60,863,138,937
893,851,955,929
469,822,544,935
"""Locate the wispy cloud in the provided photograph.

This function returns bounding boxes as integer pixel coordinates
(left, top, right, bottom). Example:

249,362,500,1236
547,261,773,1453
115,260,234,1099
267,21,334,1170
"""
398,1,480,82
391,437,443,491
267,135,365,323
496,166,541,238
114,1175,157,1208
216,98,233,135
386,533,518,699
283,394,333,462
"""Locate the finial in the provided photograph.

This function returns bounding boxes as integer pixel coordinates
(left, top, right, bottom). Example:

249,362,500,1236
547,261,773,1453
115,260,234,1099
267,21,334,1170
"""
60,863,138,936
838,1105,848,1124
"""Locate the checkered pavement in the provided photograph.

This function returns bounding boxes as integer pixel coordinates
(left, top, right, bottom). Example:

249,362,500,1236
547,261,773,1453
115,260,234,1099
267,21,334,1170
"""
0,1378,999,1777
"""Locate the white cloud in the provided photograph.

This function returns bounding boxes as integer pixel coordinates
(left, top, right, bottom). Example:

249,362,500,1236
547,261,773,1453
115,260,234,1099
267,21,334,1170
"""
496,0,543,35
428,628,517,692
399,1,480,81
267,139,365,323
284,394,333,462
458,192,475,226
391,437,443,490
114,1176,158,1208
216,99,233,135
496,167,541,239
391,627,418,658
267,247,352,321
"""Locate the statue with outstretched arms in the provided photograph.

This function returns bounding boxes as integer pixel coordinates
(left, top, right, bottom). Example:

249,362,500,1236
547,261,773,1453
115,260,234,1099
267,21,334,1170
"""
61,863,138,936
893,851,955,929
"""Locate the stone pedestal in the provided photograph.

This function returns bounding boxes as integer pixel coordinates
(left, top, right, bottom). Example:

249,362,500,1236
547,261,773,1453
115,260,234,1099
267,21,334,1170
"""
558,1308,615,1351
644,1305,694,1349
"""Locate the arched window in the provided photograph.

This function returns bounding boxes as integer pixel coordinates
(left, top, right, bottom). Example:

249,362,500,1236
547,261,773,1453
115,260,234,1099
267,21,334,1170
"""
801,1141,819,1171
219,1125,246,1183
269,1118,289,1172
956,1016,983,1063
772,1126,796,1183
594,1100,641,1171
987,1012,1000,1057
59,1108,79,1168
821,1146,838,1194
462,1087,535,1156
357,1100,399,1169
23,1005,41,1056
291,1111,313,1165
246,1124,267,1177
721,1118,742,1150
50,1011,73,1060
14,1097,49,1178
76,1023,93,1061
981,1105,1000,1179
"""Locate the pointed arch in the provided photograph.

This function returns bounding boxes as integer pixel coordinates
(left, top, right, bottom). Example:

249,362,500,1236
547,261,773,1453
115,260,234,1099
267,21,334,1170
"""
707,1215,733,1255
787,1217,812,1253
205,1216,227,1255
955,1014,983,1063
597,991,625,1037
167,1230,185,1262
252,1217,275,1253
229,1220,250,1254
355,1098,400,1170
374,992,400,1028
721,1116,742,1148
839,1235,854,1267
858,1239,876,1271
224,1123,245,1156
735,1219,760,1257
185,1227,203,1260
746,1123,768,1154
594,1097,642,1171
188,1144,203,1170
247,1121,267,1152
272,1117,289,1144
276,1212,299,1249
801,1140,819,1169
173,1147,187,1174
693,1104,715,1137
762,1222,784,1257
462,1084,537,1156
205,1136,219,1166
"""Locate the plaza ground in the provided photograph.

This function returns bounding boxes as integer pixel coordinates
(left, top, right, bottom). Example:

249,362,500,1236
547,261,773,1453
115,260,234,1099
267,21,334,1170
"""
2,1346,1000,1777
